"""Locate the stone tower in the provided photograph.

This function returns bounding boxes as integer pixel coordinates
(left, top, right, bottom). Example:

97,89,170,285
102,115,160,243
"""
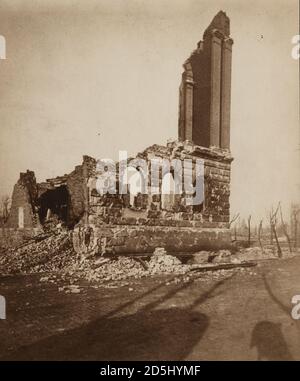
178,11,233,150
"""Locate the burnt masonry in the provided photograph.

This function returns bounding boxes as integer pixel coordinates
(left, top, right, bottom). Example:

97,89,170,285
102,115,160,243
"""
1,11,234,254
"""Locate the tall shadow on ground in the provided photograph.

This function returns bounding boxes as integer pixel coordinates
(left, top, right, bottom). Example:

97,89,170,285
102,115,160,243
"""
263,274,291,316
2,307,208,361
250,321,293,361
263,273,300,332
1,274,234,360
249,273,297,360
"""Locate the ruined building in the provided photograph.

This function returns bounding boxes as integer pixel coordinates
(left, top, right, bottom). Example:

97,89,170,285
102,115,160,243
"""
1,11,234,254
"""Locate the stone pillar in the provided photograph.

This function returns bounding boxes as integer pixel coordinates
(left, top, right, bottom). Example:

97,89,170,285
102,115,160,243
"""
178,11,233,149
184,80,194,141
178,83,185,141
220,37,233,150
178,63,194,141
209,30,223,148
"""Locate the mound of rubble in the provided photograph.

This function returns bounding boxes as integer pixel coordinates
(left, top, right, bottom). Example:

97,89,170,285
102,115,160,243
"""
64,256,147,283
0,231,76,274
0,237,191,282
63,247,190,283
148,247,189,274
1,229,296,287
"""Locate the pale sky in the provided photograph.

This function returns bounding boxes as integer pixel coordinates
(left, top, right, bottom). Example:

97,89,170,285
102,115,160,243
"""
0,0,299,223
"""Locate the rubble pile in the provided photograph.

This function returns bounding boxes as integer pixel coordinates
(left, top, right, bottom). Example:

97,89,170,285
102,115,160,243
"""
1,229,297,287
63,256,147,283
62,248,190,283
147,247,189,275
62,245,297,285
0,236,192,282
0,231,76,274
209,250,232,264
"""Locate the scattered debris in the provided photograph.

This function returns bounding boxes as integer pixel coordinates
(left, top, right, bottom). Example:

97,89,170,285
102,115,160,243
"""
147,248,189,275
0,230,296,290
40,276,49,282
59,285,81,294
209,250,232,263
0,231,75,275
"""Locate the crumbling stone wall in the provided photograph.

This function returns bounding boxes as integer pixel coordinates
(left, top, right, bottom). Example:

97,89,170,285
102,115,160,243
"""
5,155,96,232
66,155,96,226
3,144,232,253
6,170,40,229
204,157,230,222
66,165,85,226
73,140,233,255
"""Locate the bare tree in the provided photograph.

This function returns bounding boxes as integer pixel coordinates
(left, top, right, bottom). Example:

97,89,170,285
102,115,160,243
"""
230,213,240,242
279,204,292,253
258,219,264,252
234,223,237,241
247,215,251,247
229,213,240,227
291,207,300,248
269,208,273,245
270,203,282,258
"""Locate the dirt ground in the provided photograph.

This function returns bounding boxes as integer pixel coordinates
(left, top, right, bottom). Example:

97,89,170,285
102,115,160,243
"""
0,256,299,361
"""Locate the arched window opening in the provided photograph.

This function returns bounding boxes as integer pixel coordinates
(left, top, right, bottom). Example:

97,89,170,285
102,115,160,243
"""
161,173,176,211
123,167,145,208
192,176,204,212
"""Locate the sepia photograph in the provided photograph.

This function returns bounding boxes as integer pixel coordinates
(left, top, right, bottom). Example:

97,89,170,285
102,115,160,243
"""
0,0,299,370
